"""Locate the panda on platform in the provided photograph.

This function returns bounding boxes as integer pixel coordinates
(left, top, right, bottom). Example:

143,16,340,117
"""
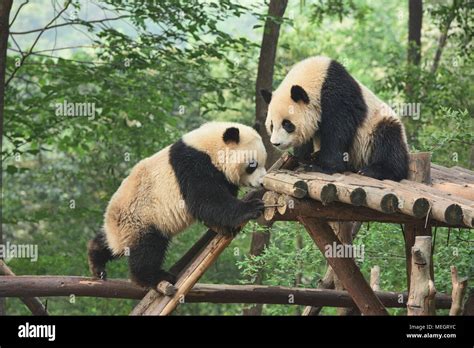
87,122,267,288
260,56,409,181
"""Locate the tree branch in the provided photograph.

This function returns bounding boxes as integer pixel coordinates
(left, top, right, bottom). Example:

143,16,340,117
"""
5,0,72,87
8,0,29,28
10,15,130,35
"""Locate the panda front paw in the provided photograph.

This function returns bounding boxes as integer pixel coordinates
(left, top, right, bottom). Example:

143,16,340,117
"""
241,199,265,222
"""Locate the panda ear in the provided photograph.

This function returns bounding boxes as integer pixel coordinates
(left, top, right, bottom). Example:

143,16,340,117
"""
260,89,272,104
291,85,310,104
223,127,240,144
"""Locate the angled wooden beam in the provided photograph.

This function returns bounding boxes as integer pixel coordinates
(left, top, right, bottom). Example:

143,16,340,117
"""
298,217,388,315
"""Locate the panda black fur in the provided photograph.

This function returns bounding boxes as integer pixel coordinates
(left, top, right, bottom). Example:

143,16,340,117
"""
261,56,409,181
87,122,267,288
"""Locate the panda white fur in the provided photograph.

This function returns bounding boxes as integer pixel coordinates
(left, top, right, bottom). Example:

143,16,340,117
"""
87,122,267,287
260,56,409,181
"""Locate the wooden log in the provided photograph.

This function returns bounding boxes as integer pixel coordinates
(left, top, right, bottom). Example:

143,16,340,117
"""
307,177,366,206
449,266,468,316
274,171,401,214
141,234,233,315
263,171,308,198
401,179,472,227
381,181,430,218
370,266,381,292
156,281,176,296
0,275,147,299
431,164,474,183
272,194,439,225
185,284,452,309
307,180,338,205
408,152,431,184
431,182,474,202
407,236,436,315
452,166,474,176
0,276,453,309
299,217,388,315
268,168,471,224
263,191,279,221
0,261,48,316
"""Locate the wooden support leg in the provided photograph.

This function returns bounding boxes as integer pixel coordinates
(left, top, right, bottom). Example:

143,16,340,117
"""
0,260,48,316
302,221,362,316
407,236,436,315
403,223,434,293
449,266,468,316
298,217,388,315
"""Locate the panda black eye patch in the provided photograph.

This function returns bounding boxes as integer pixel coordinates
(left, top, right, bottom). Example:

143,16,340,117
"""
282,119,295,133
246,160,258,174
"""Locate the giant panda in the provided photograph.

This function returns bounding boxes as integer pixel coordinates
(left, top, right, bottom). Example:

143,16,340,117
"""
87,122,267,288
260,56,409,181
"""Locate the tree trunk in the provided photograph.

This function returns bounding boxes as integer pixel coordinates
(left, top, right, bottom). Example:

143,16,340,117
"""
255,0,288,168
0,0,14,316
431,2,457,74
243,0,288,316
408,0,422,65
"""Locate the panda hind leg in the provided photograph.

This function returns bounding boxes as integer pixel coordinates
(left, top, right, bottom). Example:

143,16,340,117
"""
358,119,409,182
128,227,177,288
87,232,116,280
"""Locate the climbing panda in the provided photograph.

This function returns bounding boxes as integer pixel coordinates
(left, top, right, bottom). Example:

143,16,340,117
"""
87,122,267,288
260,56,409,181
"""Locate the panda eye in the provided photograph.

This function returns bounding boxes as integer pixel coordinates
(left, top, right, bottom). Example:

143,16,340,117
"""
246,160,258,174
282,119,295,133
270,122,273,132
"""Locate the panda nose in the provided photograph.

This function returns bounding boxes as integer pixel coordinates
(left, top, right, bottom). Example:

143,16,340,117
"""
272,142,281,147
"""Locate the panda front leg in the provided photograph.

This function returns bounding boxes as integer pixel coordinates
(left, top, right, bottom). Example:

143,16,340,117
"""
304,150,348,174
87,232,116,280
198,197,265,236
128,227,177,288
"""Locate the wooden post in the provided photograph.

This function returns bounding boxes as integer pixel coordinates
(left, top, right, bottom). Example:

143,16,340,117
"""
370,266,381,292
407,236,436,315
408,152,431,184
299,217,388,315
0,260,48,316
404,152,433,294
449,266,468,316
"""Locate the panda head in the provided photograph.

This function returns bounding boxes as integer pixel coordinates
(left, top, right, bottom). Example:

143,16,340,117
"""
183,122,267,188
260,84,316,151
